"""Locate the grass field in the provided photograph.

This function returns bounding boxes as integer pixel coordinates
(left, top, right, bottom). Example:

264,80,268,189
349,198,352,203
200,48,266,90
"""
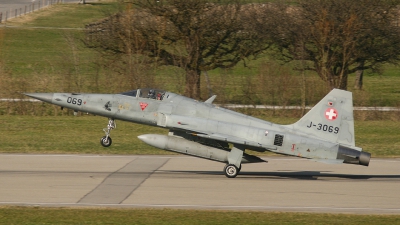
1,115,399,157
1,3,118,75
0,2,400,106
1,115,166,154
1,207,400,224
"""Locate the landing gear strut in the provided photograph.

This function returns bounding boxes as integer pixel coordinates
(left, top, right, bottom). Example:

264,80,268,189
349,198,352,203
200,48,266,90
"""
224,144,244,178
100,118,116,147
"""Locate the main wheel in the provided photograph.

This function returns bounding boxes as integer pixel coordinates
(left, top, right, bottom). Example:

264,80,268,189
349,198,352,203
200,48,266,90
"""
224,164,239,178
100,136,112,147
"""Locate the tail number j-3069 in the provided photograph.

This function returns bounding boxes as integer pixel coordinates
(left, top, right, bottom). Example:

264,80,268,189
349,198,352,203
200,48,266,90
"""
307,121,339,134
67,97,82,106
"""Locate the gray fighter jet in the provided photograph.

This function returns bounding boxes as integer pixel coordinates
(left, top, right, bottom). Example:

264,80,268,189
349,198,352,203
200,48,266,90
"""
24,88,370,178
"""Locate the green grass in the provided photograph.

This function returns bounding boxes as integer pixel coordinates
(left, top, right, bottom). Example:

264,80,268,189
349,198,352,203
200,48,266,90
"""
354,120,400,157
1,2,400,106
1,3,120,77
5,3,120,28
1,115,399,157
41,4,117,28
359,74,400,106
1,207,400,224
1,115,167,154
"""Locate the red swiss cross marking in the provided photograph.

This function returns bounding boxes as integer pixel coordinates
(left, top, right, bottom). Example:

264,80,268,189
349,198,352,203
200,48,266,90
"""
139,102,148,111
325,108,338,121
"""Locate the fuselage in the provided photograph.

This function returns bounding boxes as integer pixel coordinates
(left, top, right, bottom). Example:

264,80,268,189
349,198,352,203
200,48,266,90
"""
24,88,371,179
47,91,343,162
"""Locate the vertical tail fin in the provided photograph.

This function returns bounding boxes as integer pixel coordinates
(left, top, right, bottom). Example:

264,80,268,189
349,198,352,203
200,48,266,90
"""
288,89,356,147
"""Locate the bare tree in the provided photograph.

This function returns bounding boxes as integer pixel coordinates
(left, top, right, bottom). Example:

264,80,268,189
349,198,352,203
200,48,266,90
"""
258,0,400,90
85,0,270,98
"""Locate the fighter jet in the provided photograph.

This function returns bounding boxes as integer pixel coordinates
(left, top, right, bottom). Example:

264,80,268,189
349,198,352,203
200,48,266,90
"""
24,88,370,178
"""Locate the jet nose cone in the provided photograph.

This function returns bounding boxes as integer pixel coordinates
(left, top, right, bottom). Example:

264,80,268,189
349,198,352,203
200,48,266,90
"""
24,93,54,103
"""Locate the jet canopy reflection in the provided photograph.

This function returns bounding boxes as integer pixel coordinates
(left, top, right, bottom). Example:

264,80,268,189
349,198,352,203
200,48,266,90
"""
120,88,166,100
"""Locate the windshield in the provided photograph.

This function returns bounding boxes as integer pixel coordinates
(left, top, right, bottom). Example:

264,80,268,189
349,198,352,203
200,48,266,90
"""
120,90,137,97
120,88,166,100
139,88,166,100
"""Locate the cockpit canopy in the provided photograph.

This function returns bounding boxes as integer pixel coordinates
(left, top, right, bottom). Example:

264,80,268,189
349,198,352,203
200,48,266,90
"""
120,88,166,100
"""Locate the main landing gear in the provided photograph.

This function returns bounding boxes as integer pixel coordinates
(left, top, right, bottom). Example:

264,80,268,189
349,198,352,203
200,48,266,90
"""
223,164,242,178
100,118,116,147
223,144,244,178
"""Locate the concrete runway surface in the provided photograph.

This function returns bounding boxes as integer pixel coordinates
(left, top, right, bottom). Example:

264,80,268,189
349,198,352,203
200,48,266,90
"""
1,154,400,214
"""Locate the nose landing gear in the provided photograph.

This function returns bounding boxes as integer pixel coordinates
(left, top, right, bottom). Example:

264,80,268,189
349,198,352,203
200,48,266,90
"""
100,118,116,147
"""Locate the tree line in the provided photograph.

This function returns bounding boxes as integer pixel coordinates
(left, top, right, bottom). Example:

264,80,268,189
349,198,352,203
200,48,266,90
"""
84,0,400,99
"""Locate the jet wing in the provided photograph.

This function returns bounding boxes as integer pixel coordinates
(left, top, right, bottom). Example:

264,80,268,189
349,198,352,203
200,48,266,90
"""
184,130,277,151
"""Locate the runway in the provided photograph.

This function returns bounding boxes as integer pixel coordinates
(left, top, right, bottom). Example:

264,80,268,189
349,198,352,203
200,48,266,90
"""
1,154,400,214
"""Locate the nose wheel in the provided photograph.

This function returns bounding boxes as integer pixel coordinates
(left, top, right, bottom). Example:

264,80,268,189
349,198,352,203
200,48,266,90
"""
100,136,112,147
101,118,115,147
